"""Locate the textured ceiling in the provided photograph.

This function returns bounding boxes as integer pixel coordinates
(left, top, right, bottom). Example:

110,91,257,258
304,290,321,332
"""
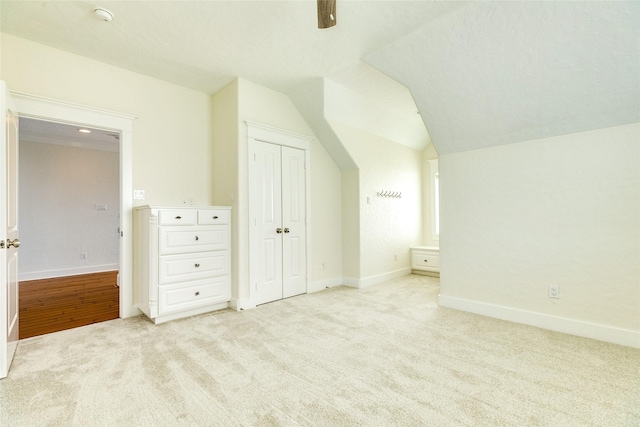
0,0,461,95
2,1,638,156
366,1,640,154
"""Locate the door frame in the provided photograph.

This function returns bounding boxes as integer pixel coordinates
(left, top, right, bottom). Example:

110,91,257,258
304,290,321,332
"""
11,91,138,318
246,121,312,307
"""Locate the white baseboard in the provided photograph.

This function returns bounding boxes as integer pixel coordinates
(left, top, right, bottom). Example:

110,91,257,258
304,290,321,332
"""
342,268,412,289
358,267,412,289
19,264,120,282
308,277,344,293
342,277,360,288
439,294,640,349
230,298,256,312
122,305,141,319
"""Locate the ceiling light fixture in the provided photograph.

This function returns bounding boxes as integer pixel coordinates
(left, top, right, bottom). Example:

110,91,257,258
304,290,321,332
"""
78,128,92,134
93,7,114,22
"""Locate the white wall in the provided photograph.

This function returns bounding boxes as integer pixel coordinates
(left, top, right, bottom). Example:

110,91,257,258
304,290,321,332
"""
310,136,343,291
0,34,214,207
439,123,640,347
341,169,360,284
19,141,119,280
329,121,423,285
211,79,240,303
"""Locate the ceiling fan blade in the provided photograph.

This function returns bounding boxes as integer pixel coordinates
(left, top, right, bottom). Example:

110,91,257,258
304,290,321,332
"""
317,0,337,29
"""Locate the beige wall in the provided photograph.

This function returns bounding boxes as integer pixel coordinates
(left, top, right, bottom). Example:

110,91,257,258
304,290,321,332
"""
439,123,640,344
1,34,214,207
329,121,423,284
341,169,360,282
212,78,343,302
211,79,240,300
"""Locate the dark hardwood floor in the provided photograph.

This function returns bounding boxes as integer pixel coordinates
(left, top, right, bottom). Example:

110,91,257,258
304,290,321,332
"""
19,271,120,339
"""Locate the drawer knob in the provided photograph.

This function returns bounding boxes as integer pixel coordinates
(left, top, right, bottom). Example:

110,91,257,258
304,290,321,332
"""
424,259,428,263
175,216,182,220
195,291,200,296
213,216,219,219
195,236,199,241
195,263,200,268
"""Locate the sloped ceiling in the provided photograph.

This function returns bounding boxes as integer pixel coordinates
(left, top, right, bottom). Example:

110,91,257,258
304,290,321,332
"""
365,1,640,155
2,1,638,156
324,63,431,151
0,0,461,95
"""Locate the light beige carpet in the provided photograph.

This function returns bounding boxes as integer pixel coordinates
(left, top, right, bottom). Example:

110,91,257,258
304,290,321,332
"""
0,274,638,426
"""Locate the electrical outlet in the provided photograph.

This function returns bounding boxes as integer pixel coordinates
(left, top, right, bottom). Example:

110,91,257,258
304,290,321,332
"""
80,253,88,260
322,262,326,270
548,284,559,299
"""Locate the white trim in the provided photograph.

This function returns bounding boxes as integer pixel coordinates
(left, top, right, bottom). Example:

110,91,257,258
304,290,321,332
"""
151,302,229,324
246,121,313,308
246,121,313,150
358,267,412,289
11,91,139,318
342,277,360,288
10,92,135,130
342,268,412,289
438,294,640,349
229,298,256,312
19,264,120,282
308,277,344,293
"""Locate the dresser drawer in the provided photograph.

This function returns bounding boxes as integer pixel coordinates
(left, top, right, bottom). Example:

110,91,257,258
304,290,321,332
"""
413,252,440,269
158,210,197,226
159,251,230,285
198,209,230,225
158,276,230,315
159,226,229,255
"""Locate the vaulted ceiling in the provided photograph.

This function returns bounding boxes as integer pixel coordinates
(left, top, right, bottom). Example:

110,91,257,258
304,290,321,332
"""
2,1,638,156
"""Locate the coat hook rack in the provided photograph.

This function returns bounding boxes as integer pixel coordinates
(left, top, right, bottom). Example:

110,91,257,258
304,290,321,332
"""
377,190,402,198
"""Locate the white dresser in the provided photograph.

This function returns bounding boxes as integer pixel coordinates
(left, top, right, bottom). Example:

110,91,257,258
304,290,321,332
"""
410,246,440,276
134,206,231,324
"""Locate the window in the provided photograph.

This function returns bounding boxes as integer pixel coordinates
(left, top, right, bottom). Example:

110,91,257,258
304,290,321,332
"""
429,159,439,240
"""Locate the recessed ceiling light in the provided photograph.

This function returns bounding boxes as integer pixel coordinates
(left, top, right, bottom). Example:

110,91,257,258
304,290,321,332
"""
78,128,91,134
93,7,114,22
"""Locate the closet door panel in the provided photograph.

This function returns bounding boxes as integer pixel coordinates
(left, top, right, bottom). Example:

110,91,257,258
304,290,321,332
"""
281,146,307,298
251,141,283,305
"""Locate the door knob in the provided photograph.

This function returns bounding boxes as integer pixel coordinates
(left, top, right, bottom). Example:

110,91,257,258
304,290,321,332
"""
284,228,290,234
276,228,283,234
7,238,20,248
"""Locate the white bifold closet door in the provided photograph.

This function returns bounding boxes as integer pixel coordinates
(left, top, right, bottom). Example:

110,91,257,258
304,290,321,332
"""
251,141,306,305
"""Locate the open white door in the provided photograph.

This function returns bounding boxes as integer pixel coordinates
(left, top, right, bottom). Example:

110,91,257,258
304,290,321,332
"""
0,81,19,379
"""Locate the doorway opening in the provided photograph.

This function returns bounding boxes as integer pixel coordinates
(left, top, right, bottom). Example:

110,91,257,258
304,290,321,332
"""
18,119,120,338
